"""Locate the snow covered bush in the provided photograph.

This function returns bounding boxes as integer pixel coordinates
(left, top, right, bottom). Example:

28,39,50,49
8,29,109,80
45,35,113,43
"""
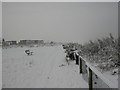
79,33,119,72
64,33,119,73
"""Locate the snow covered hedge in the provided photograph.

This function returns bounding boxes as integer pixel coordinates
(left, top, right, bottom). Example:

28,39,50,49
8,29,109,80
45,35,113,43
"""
64,33,119,73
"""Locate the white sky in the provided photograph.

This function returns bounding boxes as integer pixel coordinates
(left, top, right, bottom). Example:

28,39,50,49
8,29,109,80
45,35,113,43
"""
0,1,1,40
2,2,118,44
1,0,120,2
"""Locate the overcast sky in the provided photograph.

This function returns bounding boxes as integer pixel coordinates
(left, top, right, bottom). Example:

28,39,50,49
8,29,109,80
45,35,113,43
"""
0,2,1,40
2,2,118,44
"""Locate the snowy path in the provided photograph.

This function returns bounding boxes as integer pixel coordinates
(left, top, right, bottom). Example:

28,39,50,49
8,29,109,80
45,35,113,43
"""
2,46,88,88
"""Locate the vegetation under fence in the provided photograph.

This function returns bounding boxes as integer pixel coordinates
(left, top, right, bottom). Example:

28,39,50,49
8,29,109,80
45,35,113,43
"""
62,33,119,89
63,33,119,73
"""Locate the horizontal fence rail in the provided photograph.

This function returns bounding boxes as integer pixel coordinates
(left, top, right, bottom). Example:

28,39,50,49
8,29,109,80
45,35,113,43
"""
78,56,118,89
62,45,118,89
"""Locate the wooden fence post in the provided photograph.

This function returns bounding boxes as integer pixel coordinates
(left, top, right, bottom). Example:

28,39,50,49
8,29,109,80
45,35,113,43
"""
79,57,82,74
89,68,93,90
76,55,79,65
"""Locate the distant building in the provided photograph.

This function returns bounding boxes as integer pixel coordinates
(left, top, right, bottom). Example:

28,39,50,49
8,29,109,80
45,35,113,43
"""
19,40,44,45
6,41,17,45
26,40,34,45
38,40,44,45
2,40,17,46
19,40,27,45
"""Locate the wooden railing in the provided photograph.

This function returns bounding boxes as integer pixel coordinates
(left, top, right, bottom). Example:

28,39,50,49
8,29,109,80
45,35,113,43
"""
77,56,118,90
62,45,118,89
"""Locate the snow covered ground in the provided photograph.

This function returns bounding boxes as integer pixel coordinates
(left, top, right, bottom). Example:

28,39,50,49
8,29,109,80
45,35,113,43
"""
2,46,88,88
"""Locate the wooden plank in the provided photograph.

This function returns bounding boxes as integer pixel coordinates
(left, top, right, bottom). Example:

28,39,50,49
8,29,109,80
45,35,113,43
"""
89,68,93,90
79,57,82,74
79,56,117,88
76,55,79,65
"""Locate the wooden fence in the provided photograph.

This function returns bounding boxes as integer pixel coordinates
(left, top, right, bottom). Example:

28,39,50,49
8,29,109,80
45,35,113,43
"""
77,56,118,90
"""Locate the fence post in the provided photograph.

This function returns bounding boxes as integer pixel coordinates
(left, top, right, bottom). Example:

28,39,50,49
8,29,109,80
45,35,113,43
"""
79,57,82,74
89,68,93,90
76,55,79,65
